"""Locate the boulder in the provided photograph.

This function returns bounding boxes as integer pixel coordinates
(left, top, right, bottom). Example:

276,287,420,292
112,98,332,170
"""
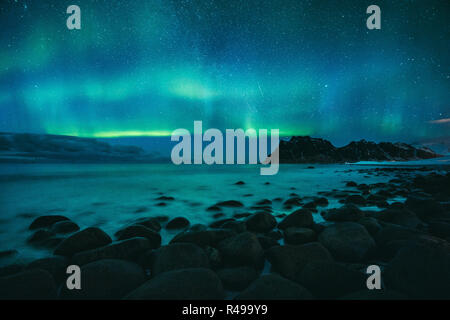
170,229,236,248
283,227,316,245
166,217,190,230
245,212,276,233
278,209,314,229
321,204,364,222
125,268,224,299
50,221,80,234
235,274,313,300
376,208,422,229
29,215,70,230
298,261,366,298
0,269,57,299
384,238,450,299
115,225,161,248
54,227,112,256
150,243,209,275
266,242,333,281
357,217,382,236
72,237,154,265
217,267,259,291
26,256,69,283
60,259,146,299
218,232,264,269
319,222,376,262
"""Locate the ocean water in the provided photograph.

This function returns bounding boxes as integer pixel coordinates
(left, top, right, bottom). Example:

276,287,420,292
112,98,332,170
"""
0,163,434,264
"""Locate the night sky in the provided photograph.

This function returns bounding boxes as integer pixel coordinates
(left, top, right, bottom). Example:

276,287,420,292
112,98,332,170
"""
0,0,448,145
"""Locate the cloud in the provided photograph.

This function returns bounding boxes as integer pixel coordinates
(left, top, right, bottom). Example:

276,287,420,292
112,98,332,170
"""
429,118,450,124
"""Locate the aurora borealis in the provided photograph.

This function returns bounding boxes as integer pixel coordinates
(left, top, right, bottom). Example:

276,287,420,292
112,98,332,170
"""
0,0,448,145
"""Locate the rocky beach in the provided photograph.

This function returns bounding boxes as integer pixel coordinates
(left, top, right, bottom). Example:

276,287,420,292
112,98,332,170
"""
1,162,449,300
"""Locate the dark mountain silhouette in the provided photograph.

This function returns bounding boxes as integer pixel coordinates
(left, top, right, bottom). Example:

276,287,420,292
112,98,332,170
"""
278,136,441,163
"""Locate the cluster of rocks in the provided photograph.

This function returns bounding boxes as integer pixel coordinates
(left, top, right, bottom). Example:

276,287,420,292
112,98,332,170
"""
1,170,449,300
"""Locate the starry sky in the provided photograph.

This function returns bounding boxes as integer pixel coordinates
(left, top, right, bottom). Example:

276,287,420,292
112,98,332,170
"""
0,0,448,145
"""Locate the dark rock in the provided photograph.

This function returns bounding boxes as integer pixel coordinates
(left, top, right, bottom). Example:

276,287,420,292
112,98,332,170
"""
284,227,316,245
374,224,424,247
357,217,382,236
205,246,222,268
26,256,68,283
60,259,146,299
278,209,314,229
209,218,235,229
405,195,447,221
170,229,236,248
319,222,376,262
73,237,154,265
27,229,54,244
29,215,70,230
217,267,259,291
321,204,364,222
221,221,247,233
206,205,222,212
376,208,422,229
266,242,333,281
256,199,272,205
134,217,161,232
125,268,224,299
385,238,450,299
235,274,313,300
315,197,329,206
155,196,175,201
298,261,366,298
346,181,357,187
0,264,25,277
345,195,366,205
50,221,80,234
151,243,209,275
234,181,245,185
429,221,450,239
257,236,280,249
245,212,276,233
54,227,112,256
215,200,244,208
115,225,161,249
217,232,264,269
166,217,190,230
0,269,57,299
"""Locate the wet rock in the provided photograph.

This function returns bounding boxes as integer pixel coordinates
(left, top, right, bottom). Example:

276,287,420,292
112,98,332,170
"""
73,237,154,265
374,224,424,247
50,221,80,234
217,232,264,269
235,274,313,300
0,249,18,259
221,221,247,233
217,267,259,291
429,221,450,239
26,256,68,283
115,225,161,249
321,204,364,222
155,196,175,201
257,235,280,250
170,229,236,248
0,269,57,299
60,259,146,299
209,218,235,229
278,209,314,229
314,197,329,206
345,195,366,206
54,227,112,256
357,217,382,236
405,195,447,221
27,229,53,244
206,205,222,212
385,238,450,299
298,261,366,299
29,215,70,230
166,217,190,230
283,227,316,245
283,197,302,207
234,181,245,185
134,217,161,232
376,208,422,229
205,246,222,268
256,199,272,205
215,200,244,208
125,268,224,299
266,242,333,280
319,222,376,262
346,181,357,187
151,243,209,275
0,264,25,277
245,212,276,233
